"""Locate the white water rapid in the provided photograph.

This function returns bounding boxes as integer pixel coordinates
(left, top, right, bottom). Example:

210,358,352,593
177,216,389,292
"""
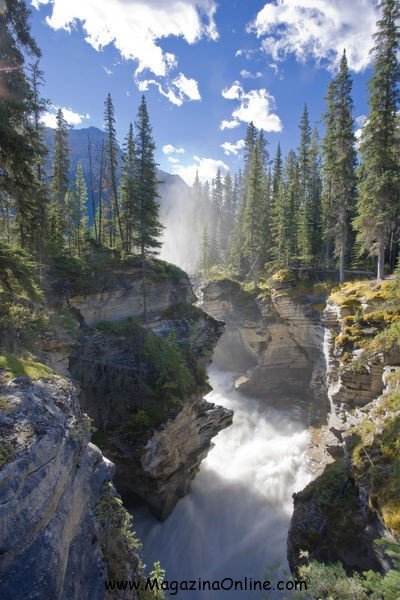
134,360,312,599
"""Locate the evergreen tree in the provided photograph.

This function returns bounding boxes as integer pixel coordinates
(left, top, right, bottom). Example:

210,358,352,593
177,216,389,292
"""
322,81,337,264
212,169,224,263
199,226,211,277
104,93,123,247
354,0,400,280
65,161,88,256
243,133,266,275
309,127,323,264
298,105,313,263
218,172,234,265
50,108,70,246
134,95,163,258
326,51,357,282
0,0,43,247
120,123,136,253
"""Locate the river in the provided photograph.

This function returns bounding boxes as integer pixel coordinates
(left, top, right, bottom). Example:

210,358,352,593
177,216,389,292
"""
134,351,312,599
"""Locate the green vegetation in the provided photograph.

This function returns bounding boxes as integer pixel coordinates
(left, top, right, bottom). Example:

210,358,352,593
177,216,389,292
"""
0,352,53,380
0,442,14,468
298,539,400,600
94,482,165,599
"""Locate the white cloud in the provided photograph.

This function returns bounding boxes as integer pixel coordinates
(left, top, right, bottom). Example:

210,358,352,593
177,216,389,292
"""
355,114,368,145
220,83,282,132
220,119,241,130
250,0,380,73
32,0,218,76
220,139,245,156
168,156,181,164
222,81,242,100
103,66,113,76
240,69,263,79
163,144,185,155
138,73,201,106
171,156,229,185
41,105,90,128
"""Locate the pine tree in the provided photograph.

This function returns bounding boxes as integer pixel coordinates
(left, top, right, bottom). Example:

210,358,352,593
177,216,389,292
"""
50,108,70,247
134,96,164,320
309,127,323,264
134,96,163,257
65,161,88,256
120,123,136,253
298,105,313,263
104,93,123,247
243,133,266,275
326,51,357,282
0,0,43,247
211,169,223,263
199,226,211,277
270,144,286,264
322,81,337,264
354,0,400,280
28,59,48,252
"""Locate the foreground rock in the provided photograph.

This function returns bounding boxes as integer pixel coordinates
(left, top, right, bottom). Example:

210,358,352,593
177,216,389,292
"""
0,376,140,600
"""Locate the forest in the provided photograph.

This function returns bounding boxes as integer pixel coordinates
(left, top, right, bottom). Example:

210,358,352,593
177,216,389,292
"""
1,1,400,288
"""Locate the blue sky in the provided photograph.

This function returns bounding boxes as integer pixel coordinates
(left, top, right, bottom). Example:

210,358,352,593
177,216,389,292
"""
30,0,381,185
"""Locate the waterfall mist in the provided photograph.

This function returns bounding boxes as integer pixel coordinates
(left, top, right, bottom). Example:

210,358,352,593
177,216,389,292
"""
133,359,312,599
158,177,199,273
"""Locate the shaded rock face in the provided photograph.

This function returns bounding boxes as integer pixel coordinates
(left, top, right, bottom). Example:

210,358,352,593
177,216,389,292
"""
113,400,233,520
0,377,115,600
68,267,196,327
287,462,385,574
202,280,328,425
288,296,400,575
69,307,232,520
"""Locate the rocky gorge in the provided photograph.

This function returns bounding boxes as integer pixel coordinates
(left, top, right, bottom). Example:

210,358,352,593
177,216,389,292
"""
0,256,232,598
202,272,400,586
1,255,399,599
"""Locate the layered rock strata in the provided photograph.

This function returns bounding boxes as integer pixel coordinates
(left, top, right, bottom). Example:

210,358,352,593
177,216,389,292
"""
0,376,125,600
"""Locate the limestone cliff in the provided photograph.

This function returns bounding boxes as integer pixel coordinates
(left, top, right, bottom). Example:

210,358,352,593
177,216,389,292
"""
0,375,140,600
288,279,400,575
201,276,329,427
69,305,232,520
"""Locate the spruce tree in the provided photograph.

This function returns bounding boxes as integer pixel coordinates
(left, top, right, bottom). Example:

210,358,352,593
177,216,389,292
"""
104,93,123,247
120,123,136,253
243,134,266,275
50,108,70,247
134,96,163,320
0,0,43,247
354,0,400,280
329,51,357,282
66,161,88,256
322,81,337,264
298,105,313,264
134,95,163,257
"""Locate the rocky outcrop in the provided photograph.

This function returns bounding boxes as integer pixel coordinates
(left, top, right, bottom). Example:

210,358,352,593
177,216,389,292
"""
69,300,232,520
112,399,233,519
202,278,329,426
0,376,117,599
288,282,400,575
68,265,196,327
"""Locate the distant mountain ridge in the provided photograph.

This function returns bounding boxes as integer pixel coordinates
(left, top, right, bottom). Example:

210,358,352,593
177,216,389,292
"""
43,125,187,190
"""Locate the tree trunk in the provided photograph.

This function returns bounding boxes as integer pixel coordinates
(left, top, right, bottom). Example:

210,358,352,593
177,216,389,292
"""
377,238,385,281
339,241,345,284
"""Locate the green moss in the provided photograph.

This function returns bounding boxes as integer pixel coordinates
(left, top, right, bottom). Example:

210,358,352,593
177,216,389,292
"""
0,442,14,468
270,268,296,283
161,303,204,321
349,411,400,537
0,352,53,380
